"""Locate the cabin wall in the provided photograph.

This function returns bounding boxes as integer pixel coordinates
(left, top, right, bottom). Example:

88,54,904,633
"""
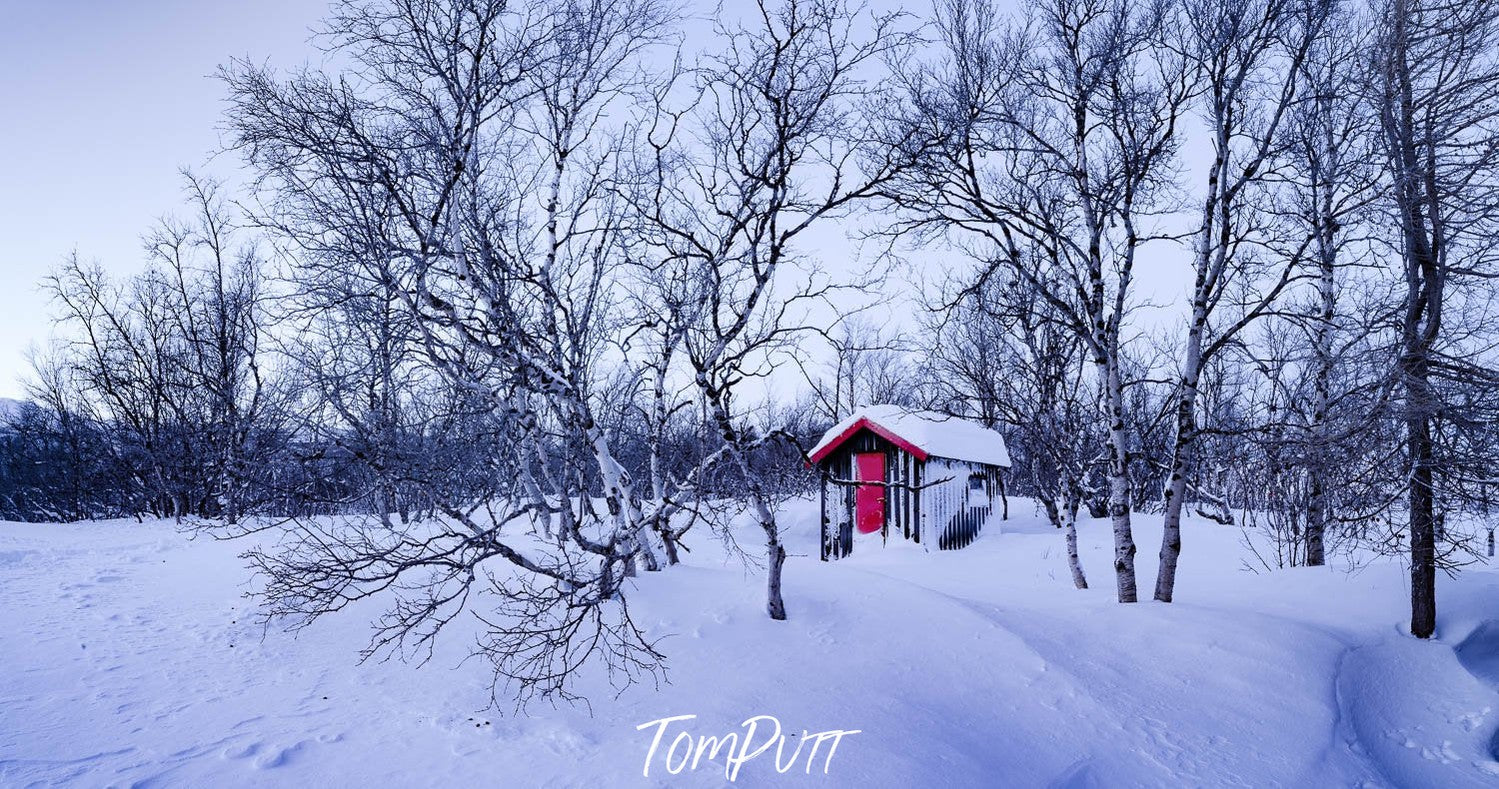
818,432,922,559
918,457,1004,550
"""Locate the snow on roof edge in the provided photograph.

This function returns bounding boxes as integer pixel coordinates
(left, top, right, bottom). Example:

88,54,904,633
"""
809,405,1011,468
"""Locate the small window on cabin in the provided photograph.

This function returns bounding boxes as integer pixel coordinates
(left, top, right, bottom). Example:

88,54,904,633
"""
968,474,986,494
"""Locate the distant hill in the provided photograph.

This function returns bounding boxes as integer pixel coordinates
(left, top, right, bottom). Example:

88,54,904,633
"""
0,398,25,425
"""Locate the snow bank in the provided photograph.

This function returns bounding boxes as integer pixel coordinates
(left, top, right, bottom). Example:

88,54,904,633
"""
2,503,1497,786
1339,629,1499,786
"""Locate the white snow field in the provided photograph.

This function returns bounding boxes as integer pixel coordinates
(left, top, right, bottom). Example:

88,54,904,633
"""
3,501,1499,788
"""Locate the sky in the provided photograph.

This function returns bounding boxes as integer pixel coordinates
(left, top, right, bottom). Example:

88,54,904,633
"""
0,0,329,398
0,0,1190,402
0,0,909,402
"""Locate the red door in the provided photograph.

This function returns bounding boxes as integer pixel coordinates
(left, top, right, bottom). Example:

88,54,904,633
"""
855,452,886,534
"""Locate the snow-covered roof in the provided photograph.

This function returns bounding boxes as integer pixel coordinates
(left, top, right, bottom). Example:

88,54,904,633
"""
808,405,1011,468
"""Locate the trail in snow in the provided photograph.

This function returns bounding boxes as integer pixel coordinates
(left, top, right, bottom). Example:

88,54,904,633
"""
831,544,1382,787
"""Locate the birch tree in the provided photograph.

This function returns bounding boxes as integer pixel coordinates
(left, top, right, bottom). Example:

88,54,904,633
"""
42,175,276,522
936,268,1099,588
146,173,275,526
1152,0,1331,602
224,0,685,702
1270,1,1383,566
632,0,918,618
881,0,1190,602
804,316,918,422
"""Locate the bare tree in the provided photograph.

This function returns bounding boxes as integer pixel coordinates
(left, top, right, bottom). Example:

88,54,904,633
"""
224,0,683,702
881,0,1190,602
1370,0,1499,638
936,268,1100,588
802,316,919,422
1272,1,1384,566
2,348,129,521
637,0,897,618
146,173,275,525
922,290,1012,428
1152,0,1331,602
40,174,276,522
630,0,918,619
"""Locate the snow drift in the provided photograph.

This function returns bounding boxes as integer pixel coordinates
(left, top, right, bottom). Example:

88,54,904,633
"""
3,501,1498,786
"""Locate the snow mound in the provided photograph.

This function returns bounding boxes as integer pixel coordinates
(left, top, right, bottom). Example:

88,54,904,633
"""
1338,628,1499,786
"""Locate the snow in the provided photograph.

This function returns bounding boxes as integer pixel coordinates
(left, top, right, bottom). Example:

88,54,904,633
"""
4,503,1499,786
809,405,1012,468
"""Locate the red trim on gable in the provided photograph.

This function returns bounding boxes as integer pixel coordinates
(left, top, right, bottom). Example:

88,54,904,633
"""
807,418,931,466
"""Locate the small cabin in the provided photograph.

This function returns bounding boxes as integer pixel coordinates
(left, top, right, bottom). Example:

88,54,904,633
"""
809,405,1011,560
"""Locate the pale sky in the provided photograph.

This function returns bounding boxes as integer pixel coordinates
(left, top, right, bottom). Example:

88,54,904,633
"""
0,0,329,398
0,0,1189,402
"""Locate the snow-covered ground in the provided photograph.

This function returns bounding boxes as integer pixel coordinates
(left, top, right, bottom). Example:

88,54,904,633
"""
3,501,1499,787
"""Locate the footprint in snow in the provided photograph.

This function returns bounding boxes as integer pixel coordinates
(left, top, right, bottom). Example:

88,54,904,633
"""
253,741,307,769
222,741,260,760
1454,707,1489,732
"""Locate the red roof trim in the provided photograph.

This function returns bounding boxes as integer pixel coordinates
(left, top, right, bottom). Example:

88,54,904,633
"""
808,417,931,466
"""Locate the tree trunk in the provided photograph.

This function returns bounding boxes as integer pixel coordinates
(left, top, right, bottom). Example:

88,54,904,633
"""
1042,496,1061,529
1305,178,1338,567
636,532,661,573
1156,345,1202,604
1063,489,1088,590
1305,474,1328,567
703,380,788,620
660,527,681,566
1043,488,1088,590
1408,410,1436,638
1098,355,1137,603
765,528,787,620
1403,332,1438,637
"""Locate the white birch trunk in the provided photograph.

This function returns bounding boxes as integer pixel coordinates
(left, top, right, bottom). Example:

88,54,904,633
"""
1098,352,1137,603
